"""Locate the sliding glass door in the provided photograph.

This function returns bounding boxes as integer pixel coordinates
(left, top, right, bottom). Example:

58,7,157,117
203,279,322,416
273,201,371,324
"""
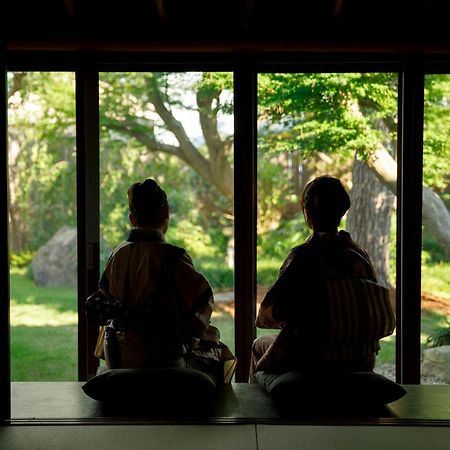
256,72,399,379
99,72,236,352
421,74,450,385
8,72,78,381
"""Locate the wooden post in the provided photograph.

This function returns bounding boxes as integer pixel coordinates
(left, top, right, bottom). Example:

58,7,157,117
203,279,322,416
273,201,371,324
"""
233,61,257,382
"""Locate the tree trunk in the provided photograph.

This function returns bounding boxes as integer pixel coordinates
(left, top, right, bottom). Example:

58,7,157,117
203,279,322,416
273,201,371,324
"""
347,158,395,287
368,148,450,259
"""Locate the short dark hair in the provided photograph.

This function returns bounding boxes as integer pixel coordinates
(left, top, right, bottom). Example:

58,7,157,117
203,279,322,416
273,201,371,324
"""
127,179,168,226
301,176,350,231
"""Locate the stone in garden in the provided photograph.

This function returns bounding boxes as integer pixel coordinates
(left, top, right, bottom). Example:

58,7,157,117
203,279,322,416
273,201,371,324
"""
421,345,450,383
32,226,78,288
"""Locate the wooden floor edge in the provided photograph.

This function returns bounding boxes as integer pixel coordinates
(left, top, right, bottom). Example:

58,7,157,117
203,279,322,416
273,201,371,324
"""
5,418,450,427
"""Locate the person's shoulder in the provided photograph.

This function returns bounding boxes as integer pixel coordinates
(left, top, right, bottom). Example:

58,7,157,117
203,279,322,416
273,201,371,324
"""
338,230,369,255
108,240,133,258
290,239,314,257
163,243,192,267
165,243,187,258
290,244,307,256
280,241,312,271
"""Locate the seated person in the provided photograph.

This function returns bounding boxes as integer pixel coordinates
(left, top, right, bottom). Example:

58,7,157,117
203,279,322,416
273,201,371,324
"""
250,175,386,381
89,178,230,383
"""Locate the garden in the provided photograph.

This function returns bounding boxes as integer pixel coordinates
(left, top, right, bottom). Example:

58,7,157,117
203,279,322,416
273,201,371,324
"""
8,71,450,382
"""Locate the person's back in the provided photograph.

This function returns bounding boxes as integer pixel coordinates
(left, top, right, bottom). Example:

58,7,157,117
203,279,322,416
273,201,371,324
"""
100,229,213,368
250,176,391,379
93,179,228,380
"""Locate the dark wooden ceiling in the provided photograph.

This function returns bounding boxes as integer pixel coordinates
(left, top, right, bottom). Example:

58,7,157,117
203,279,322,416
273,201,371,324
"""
4,0,450,53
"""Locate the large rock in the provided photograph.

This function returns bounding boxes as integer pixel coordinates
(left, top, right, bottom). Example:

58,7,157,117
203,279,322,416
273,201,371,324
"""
32,226,79,288
421,345,450,383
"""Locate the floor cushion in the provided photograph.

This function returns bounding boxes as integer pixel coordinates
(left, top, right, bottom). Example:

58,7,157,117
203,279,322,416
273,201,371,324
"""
82,367,217,413
255,370,407,407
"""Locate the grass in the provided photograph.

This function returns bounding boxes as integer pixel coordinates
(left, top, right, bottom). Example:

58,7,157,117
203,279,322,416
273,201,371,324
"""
9,261,450,381
376,307,449,367
10,267,78,381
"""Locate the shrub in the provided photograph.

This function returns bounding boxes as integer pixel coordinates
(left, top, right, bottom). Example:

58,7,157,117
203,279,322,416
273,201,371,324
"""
425,321,450,348
10,251,35,268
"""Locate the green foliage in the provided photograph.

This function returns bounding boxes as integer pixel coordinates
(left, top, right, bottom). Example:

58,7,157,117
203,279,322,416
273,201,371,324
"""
425,321,450,348
258,217,309,260
7,71,450,301
421,262,450,300
7,70,450,381
257,258,283,286
422,232,447,264
98,71,234,254
258,72,398,159
8,72,77,252
195,256,234,289
424,75,450,195
10,251,35,268
167,219,215,257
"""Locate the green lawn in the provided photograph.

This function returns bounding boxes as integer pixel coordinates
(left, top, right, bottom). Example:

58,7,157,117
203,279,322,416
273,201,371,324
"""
10,267,78,381
9,262,450,381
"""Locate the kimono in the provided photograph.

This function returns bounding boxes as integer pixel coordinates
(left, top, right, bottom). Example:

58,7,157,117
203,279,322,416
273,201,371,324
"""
94,227,216,371
252,230,381,378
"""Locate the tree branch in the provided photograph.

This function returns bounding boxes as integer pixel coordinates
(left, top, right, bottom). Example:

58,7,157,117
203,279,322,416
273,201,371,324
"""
144,77,218,185
146,76,234,198
106,119,184,159
8,72,27,99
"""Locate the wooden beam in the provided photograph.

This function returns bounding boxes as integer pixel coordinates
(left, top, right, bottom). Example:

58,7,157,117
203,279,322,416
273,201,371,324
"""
0,45,11,422
396,63,424,384
76,69,100,381
233,62,257,382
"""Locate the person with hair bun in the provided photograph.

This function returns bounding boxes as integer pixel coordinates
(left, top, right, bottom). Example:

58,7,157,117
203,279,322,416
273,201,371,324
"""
94,178,232,382
250,176,379,380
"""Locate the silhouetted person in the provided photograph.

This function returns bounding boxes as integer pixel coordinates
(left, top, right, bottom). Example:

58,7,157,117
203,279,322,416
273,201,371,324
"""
250,176,381,381
92,178,229,381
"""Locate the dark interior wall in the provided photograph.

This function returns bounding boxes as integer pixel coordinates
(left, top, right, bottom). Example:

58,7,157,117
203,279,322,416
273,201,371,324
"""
4,0,450,53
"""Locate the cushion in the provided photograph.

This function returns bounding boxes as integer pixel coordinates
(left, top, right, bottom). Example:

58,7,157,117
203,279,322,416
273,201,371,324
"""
82,368,217,410
255,370,407,406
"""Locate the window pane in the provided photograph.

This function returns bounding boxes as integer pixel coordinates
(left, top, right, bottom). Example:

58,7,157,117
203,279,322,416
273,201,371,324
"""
99,72,235,353
257,73,398,379
421,75,450,385
8,72,77,381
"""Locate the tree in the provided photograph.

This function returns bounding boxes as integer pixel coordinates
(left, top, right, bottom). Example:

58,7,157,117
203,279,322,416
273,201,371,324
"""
100,72,234,199
347,159,395,287
99,72,235,251
8,72,77,253
257,72,450,285
8,70,450,288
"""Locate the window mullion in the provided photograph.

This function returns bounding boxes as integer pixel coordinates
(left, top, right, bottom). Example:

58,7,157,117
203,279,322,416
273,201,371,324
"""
396,63,424,384
1,51,11,423
76,69,100,381
234,63,257,382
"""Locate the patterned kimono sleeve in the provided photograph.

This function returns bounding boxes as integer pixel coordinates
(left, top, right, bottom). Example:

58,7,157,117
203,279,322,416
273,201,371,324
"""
85,255,118,326
175,251,214,338
84,250,122,325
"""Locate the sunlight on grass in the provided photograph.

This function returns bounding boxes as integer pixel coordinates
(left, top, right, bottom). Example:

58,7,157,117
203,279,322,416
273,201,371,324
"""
8,260,449,381
10,302,77,327
10,267,77,327
10,266,78,381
